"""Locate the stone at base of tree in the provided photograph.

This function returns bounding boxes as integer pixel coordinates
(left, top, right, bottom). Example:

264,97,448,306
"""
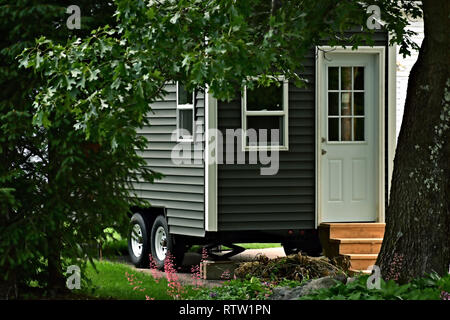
270,275,347,300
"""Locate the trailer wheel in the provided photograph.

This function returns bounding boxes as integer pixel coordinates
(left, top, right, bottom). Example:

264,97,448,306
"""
128,213,151,268
282,241,322,257
282,242,300,256
150,215,185,270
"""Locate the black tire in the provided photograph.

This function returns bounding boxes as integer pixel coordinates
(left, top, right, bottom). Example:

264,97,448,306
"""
128,213,151,268
282,242,300,256
282,241,322,257
150,215,185,270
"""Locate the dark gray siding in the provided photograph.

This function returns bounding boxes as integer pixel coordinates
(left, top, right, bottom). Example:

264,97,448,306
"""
133,83,205,237
217,49,317,231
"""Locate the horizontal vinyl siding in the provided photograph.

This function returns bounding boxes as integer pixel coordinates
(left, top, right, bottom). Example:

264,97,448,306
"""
217,49,317,231
132,84,205,237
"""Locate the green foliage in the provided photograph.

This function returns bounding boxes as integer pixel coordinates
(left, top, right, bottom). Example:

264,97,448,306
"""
193,277,274,300
300,272,450,300
193,277,304,300
101,228,128,257
0,0,158,291
81,260,172,300
80,260,202,300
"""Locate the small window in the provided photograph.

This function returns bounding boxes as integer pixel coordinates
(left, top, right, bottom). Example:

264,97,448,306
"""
176,82,195,142
242,77,289,150
327,66,365,142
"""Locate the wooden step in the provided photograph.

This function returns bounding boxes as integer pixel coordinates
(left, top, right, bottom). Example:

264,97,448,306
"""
344,254,378,271
329,238,383,255
349,269,372,275
321,223,385,239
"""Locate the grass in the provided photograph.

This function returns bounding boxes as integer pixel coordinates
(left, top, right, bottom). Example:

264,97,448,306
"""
78,260,196,300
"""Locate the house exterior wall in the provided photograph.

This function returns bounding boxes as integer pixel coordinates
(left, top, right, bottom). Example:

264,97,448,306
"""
396,18,424,139
133,83,206,237
216,49,317,232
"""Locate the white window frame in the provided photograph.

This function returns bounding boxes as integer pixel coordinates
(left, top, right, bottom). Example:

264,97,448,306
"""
176,81,195,142
326,65,367,144
241,76,289,151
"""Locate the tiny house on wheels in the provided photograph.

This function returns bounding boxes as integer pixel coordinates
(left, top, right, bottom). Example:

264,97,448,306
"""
127,24,424,273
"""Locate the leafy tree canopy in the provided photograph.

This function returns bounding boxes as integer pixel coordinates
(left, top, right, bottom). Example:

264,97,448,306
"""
21,0,422,139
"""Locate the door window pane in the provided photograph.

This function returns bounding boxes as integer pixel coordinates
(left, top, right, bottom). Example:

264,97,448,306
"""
354,118,365,141
341,67,352,90
353,67,364,90
341,118,352,141
354,92,364,116
328,67,339,90
341,92,352,116
328,92,339,116
328,118,339,141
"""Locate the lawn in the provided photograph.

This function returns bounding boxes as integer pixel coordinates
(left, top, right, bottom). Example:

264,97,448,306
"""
78,260,196,300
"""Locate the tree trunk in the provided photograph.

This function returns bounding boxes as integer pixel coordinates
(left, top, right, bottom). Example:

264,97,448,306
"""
377,0,450,282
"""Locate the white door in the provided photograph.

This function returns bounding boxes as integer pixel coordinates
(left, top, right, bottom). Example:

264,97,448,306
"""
320,53,379,222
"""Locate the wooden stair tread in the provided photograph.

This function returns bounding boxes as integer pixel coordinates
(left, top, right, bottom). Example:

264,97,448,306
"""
349,269,372,275
343,253,378,259
330,238,383,243
320,223,386,227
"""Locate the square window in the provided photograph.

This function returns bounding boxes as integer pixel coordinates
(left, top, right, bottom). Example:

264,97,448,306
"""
242,77,288,150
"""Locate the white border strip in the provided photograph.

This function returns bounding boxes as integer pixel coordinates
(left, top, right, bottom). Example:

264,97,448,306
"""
204,86,218,231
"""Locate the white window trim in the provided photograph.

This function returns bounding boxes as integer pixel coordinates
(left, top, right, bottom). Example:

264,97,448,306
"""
176,81,195,143
241,76,289,151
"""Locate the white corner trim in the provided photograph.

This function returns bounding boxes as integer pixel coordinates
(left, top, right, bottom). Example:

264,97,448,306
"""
315,46,319,228
204,86,218,232
387,39,397,204
316,46,386,224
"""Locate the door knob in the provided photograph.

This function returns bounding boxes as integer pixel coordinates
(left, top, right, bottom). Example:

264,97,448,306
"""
321,149,327,155
321,137,327,143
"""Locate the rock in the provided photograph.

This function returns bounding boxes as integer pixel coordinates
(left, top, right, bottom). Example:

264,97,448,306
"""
299,277,338,296
270,286,305,300
270,276,348,300
346,277,357,284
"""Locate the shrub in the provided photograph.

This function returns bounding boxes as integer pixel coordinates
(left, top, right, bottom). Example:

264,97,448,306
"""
300,272,450,300
192,277,304,300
